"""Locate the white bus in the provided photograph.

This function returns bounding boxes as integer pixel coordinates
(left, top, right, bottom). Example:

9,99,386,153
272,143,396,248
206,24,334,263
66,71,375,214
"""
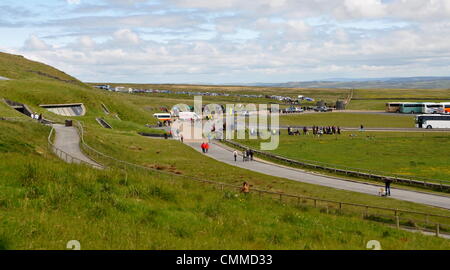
416,114,450,129
422,103,444,114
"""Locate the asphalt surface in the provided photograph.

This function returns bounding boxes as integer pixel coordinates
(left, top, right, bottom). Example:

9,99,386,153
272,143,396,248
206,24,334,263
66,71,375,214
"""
186,141,450,210
53,124,102,168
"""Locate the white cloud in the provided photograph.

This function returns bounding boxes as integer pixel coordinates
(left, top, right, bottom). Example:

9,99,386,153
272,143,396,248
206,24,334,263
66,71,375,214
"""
67,0,81,5
23,35,51,51
3,0,450,83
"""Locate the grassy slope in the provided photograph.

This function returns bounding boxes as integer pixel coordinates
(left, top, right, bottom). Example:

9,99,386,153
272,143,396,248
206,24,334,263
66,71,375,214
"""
280,113,415,128
81,124,450,218
0,52,84,87
2,120,450,250
1,52,450,249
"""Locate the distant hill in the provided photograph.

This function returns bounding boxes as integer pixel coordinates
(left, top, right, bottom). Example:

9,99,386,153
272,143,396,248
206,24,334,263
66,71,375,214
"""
248,77,450,89
0,51,85,87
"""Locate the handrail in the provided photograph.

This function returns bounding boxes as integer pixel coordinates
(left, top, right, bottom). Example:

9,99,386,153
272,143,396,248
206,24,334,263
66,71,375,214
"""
223,139,450,192
73,120,450,233
47,123,103,169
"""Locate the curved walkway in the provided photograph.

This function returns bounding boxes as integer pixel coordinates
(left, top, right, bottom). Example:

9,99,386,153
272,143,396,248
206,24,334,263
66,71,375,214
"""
186,141,450,210
52,124,102,168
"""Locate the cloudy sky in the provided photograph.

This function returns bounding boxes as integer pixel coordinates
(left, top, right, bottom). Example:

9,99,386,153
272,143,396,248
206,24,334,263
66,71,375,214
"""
1,0,450,83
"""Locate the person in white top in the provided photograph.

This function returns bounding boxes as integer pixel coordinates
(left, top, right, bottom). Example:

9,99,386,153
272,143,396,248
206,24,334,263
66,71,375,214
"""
31,113,35,119
233,150,238,162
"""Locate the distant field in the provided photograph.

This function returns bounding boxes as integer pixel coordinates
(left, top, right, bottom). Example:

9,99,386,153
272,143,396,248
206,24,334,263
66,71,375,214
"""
353,89,450,100
235,131,450,182
90,83,351,106
279,113,415,128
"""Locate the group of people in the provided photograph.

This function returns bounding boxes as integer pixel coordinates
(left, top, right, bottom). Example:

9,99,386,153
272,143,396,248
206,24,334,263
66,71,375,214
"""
232,149,254,162
200,142,210,153
311,126,341,136
287,126,342,136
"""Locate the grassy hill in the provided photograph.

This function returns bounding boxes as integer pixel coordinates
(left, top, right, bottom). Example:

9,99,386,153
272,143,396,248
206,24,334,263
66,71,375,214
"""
1,52,450,249
0,52,85,87
1,119,450,250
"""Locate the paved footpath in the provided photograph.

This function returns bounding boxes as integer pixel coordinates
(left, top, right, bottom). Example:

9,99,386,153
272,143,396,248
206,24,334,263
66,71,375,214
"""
186,141,450,210
52,124,102,168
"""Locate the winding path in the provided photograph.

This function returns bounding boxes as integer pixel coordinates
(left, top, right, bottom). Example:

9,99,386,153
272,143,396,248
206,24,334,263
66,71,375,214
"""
186,141,450,210
52,124,102,168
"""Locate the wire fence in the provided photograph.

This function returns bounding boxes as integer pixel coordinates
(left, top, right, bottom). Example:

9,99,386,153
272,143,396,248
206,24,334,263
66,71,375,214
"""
223,140,450,192
73,120,450,237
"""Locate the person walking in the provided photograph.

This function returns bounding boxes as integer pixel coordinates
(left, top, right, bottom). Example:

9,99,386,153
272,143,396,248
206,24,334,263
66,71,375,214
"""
233,150,238,162
242,150,247,162
201,143,206,153
384,179,392,196
249,149,254,161
180,134,184,143
205,143,210,153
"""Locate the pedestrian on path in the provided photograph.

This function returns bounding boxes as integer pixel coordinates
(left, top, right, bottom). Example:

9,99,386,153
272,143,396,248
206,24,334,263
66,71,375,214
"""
180,135,184,143
384,179,392,196
205,143,210,153
233,150,238,162
249,149,254,161
201,143,206,153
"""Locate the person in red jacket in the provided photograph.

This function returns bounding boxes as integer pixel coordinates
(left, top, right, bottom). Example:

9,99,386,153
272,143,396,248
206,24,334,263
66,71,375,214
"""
201,143,206,153
205,142,210,153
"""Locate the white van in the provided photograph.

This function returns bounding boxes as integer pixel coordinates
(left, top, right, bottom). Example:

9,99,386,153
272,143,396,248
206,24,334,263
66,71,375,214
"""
178,111,201,121
153,113,172,122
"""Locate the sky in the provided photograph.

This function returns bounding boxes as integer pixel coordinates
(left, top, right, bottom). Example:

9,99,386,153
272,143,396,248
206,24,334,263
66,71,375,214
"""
1,0,450,84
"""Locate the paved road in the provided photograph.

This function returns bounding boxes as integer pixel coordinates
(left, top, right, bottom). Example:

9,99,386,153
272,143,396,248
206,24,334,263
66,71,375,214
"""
52,124,102,168
186,141,450,210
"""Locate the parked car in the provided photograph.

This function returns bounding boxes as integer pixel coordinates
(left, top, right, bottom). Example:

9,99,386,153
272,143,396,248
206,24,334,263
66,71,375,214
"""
314,106,333,112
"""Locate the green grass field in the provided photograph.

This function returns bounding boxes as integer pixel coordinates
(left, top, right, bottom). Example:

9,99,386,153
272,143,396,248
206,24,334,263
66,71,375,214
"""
235,131,450,183
3,118,450,249
280,113,415,128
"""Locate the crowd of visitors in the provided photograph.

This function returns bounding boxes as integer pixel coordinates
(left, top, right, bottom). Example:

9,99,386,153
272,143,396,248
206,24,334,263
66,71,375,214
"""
287,126,342,136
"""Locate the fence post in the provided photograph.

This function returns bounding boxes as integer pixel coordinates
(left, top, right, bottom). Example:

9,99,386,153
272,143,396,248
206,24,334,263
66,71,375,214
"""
436,224,440,237
396,215,400,229
279,194,282,203
314,199,317,208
